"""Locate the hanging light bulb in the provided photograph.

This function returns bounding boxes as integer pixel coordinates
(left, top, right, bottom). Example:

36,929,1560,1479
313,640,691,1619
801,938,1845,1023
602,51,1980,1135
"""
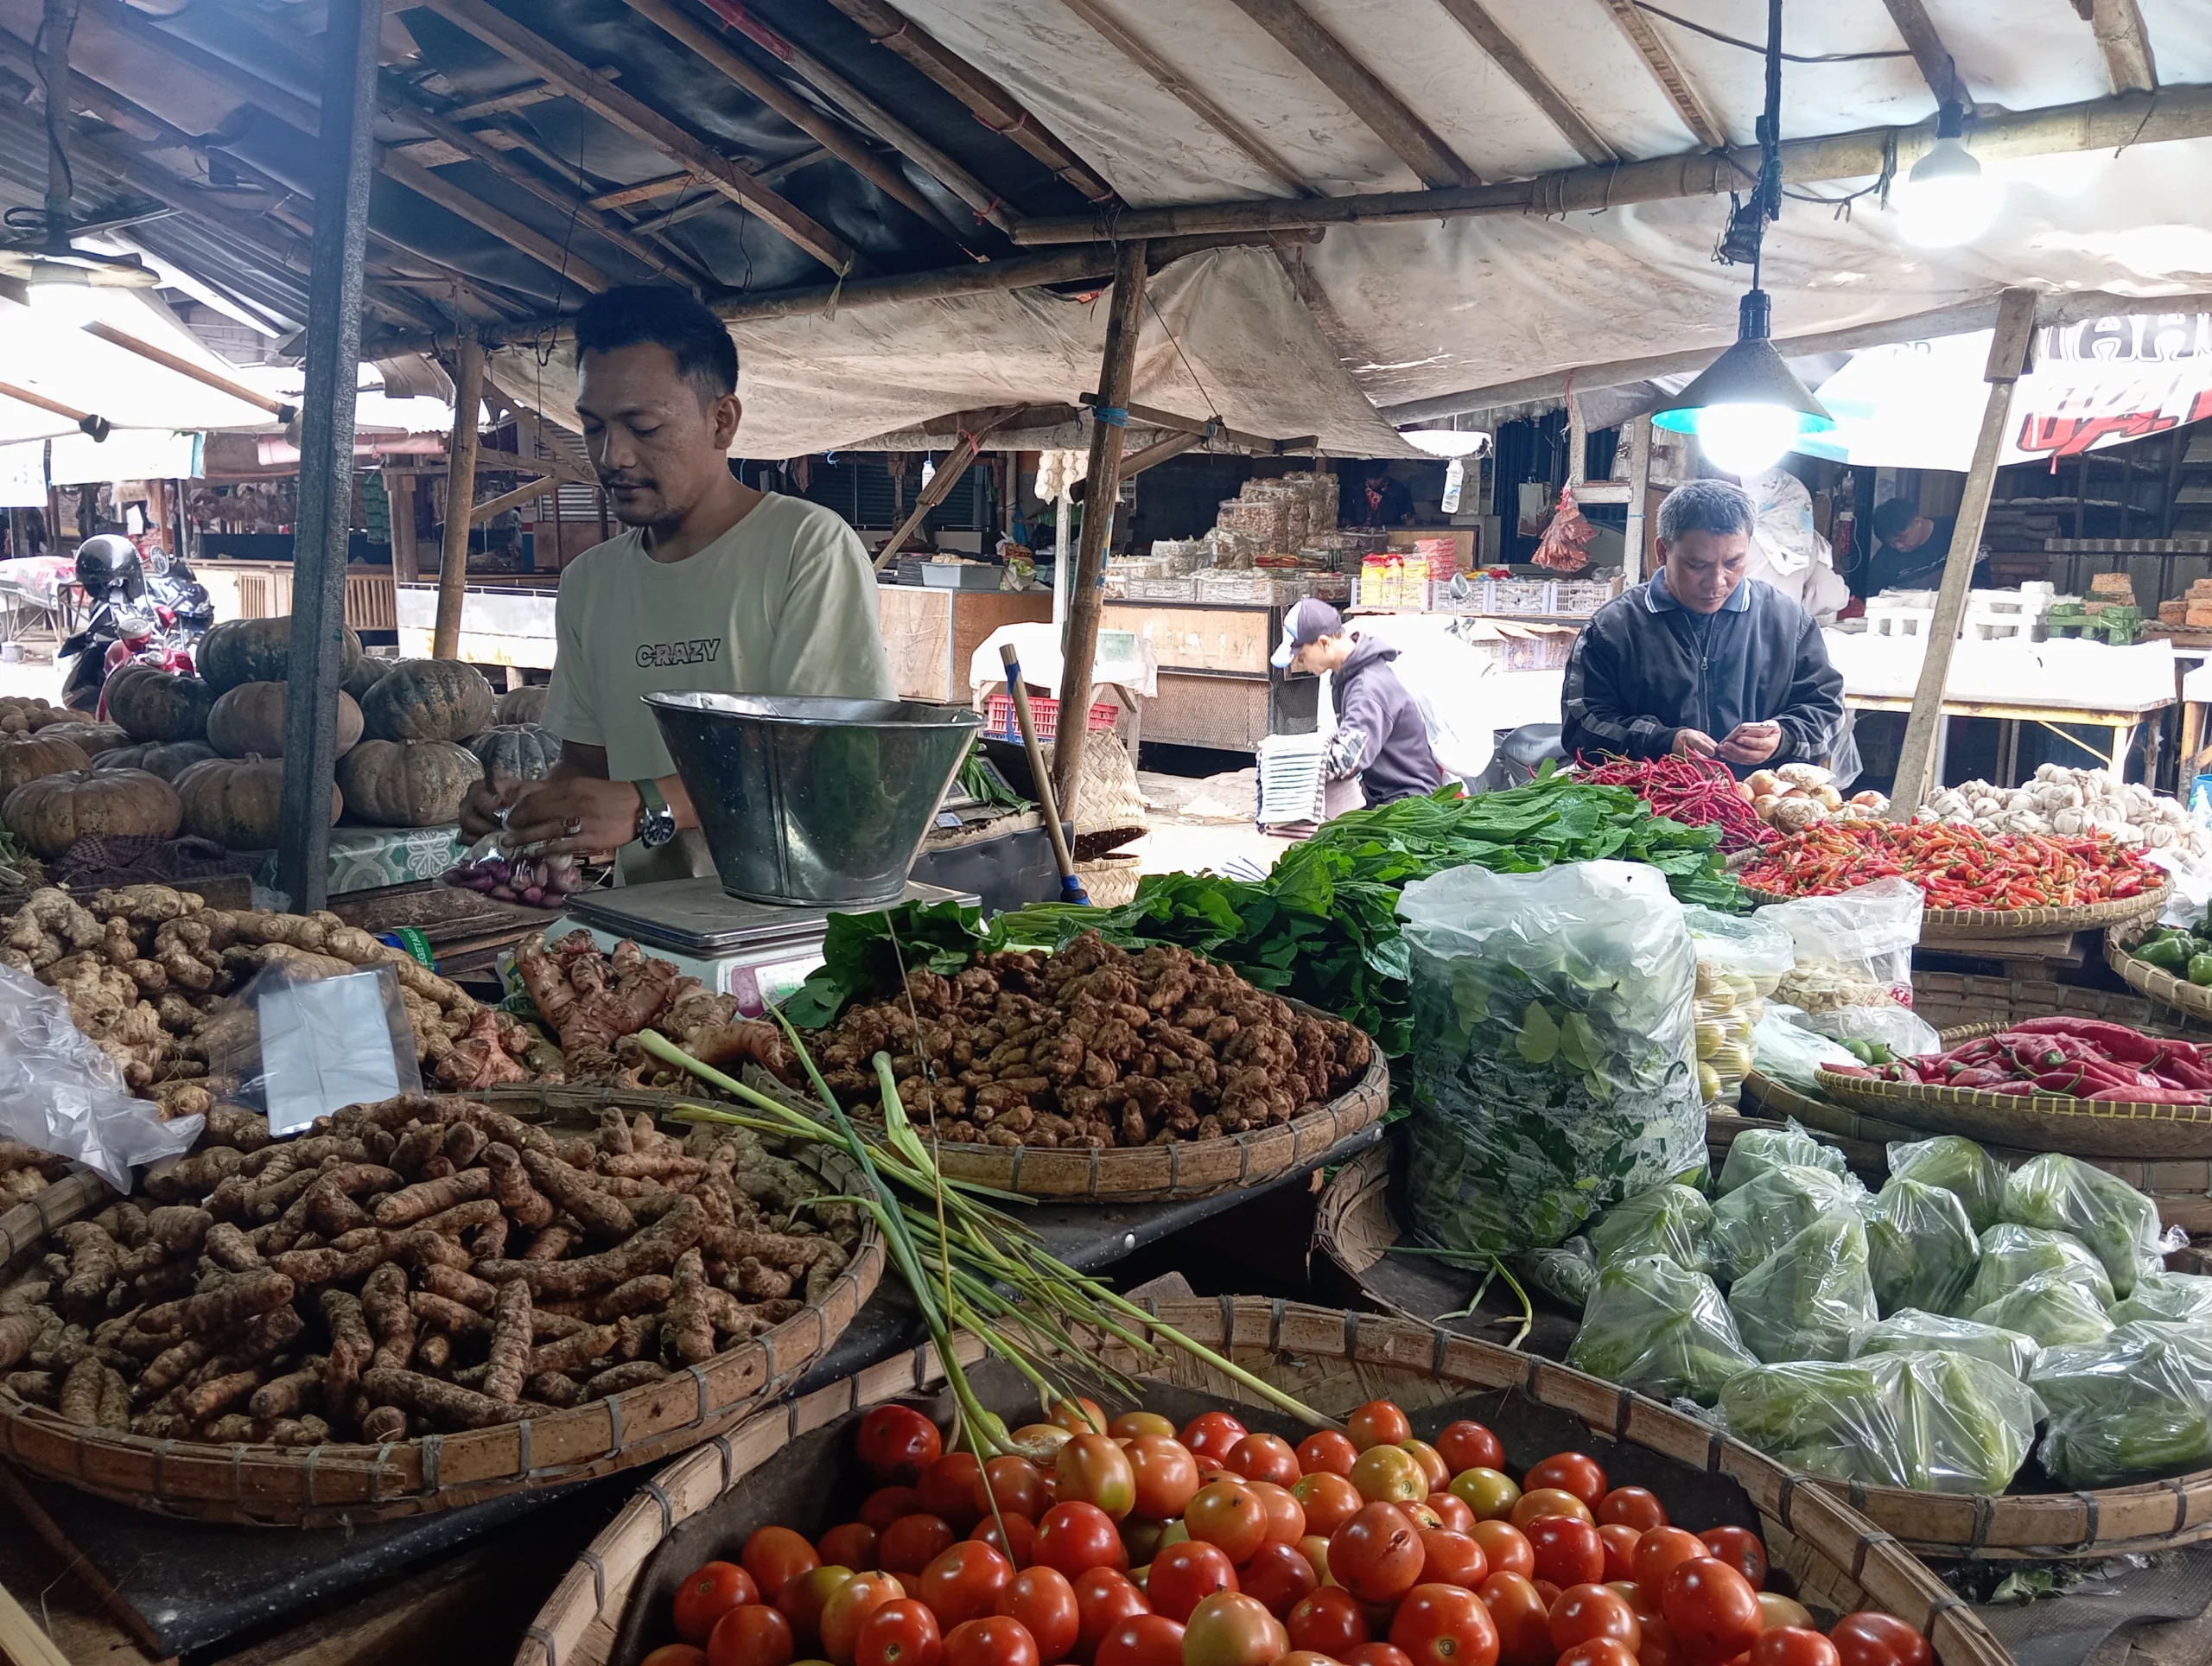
1652,290,1834,476
1895,104,2001,247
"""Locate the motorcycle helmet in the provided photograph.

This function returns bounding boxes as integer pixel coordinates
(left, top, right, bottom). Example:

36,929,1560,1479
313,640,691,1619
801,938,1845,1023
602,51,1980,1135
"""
75,534,146,604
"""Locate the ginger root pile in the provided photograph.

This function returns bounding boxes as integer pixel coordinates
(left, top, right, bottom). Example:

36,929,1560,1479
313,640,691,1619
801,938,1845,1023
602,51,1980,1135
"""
0,1140,69,1208
514,930,786,1089
0,1096,856,1443
798,931,1371,1149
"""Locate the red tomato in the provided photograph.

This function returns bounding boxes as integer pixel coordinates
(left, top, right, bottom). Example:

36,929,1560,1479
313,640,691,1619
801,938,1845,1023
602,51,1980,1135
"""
1390,1583,1500,1666
1551,1583,1644,1656
1125,1434,1201,1523
1119,1518,1169,1570
1599,1523,1643,1583
971,1510,1037,1570
859,1406,944,1484
1632,1529,1711,1606
1435,1421,1505,1475
855,1598,942,1666
1145,1541,1238,1624
982,1457,1051,1521
1611,1581,1658,1618
1638,1614,1685,1666
881,1516,958,1575
1185,1479,1269,1564
1403,1500,1446,1533
1249,1480,1307,1546
1050,1397,1108,1436
1756,1595,1814,1633
1525,1515,1605,1589
1469,1521,1535,1580
1109,1412,1178,1441
1478,1572,1553,1666
918,1455,987,1529
1510,1489,1597,1530
1180,1412,1250,1463
819,1524,880,1574
1346,1649,1420,1666
862,1487,925,1532
741,1529,820,1604
944,1615,1039,1666
1239,1540,1320,1618
1526,1453,1609,1511
997,1567,1080,1665
1346,1402,1414,1453
1660,1559,1763,1666
1287,1586,1372,1655
1055,1435,1137,1523
1091,1614,1185,1666
1560,1641,1644,1666
1828,1613,1934,1666
1751,1629,1841,1666
1292,1471,1364,1537
1598,1488,1669,1532
1427,1491,1476,1535
643,1650,709,1666
1282,1655,1353,1666
1400,1440,1452,1494
1535,1581,1562,1609
778,1566,854,1653
1415,1529,1488,1589
1224,1433,1301,1488
1698,1529,1768,1593
1297,1431,1359,1478
1071,1568,1150,1663
677,1562,761,1644
707,1605,796,1666
1035,1503,1125,1580
1014,1427,1075,1464
1182,1592,1289,1666
821,1572,906,1664
918,1542,1014,1630
1328,1503,1427,1606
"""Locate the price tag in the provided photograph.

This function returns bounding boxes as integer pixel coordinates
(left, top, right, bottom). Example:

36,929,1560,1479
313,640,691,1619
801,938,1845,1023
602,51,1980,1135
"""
257,968,405,1135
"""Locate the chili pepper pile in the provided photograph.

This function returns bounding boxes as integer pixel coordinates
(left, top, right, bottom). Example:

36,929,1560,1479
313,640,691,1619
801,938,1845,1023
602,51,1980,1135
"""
1827,1015,2212,1103
1574,753,1771,854
1737,818,2162,909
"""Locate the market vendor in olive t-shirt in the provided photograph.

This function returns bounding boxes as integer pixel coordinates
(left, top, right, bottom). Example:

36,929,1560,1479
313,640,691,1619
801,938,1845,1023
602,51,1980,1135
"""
456,286,893,885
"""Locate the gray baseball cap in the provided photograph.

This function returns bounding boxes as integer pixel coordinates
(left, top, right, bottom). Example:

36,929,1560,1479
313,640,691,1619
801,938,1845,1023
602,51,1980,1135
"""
1271,597,1344,668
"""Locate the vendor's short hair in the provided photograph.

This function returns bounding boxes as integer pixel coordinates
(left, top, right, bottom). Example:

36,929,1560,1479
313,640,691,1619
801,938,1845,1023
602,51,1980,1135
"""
1657,479,1756,544
573,285,738,404
1871,498,1921,544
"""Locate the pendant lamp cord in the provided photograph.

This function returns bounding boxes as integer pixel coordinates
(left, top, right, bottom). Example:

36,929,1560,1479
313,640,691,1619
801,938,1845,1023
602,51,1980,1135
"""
1751,0,1783,295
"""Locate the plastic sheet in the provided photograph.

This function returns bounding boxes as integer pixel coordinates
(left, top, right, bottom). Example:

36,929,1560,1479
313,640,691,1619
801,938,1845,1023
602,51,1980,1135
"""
1760,878,1923,1012
0,965,200,1189
1855,1309,2041,1377
1749,1005,1860,1097
1587,1183,1715,1273
1567,1253,1758,1405
1960,1224,2115,1313
1684,906,1791,1104
1866,1177,1980,1317
2002,1151,2172,1301
1718,1349,2042,1494
1887,1134,2008,1234
201,957,421,1135
2113,1269,2212,1326
1709,1164,1859,1282
1399,862,1706,1255
1728,1212,1879,1364
1519,1237,1599,1313
1972,1270,2119,1348
1717,1119,1850,1195
2031,1321,2212,1487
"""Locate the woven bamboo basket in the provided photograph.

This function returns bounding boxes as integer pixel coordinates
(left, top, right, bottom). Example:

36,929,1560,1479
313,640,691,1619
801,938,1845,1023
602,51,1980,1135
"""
519,1298,2014,1666
0,1123,884,1526
0,1168,111,1269
1745,881,2169,939
1812,1067,2212,1160
1311,1143,2212,1559
1908,970,2212,1040
2107,920,2212,1024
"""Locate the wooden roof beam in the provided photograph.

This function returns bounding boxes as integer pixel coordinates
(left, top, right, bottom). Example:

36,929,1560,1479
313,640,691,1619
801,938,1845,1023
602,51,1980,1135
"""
1590,0,1726,149
1432,0,1614,163
378,150,610,295
1879,0,1964,106
2076,0,2158,93
1220,0,1479,188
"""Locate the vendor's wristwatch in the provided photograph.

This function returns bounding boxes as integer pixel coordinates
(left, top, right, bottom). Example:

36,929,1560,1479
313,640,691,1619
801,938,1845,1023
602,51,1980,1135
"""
632,779,677,849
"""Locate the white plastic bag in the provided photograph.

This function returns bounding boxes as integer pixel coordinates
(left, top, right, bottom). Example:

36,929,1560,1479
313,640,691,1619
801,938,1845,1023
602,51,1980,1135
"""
203,957,421,1135
1683,906,1793,1103
1750,1005,1860,1097
1759,878,1924,1010
0,964,200,1189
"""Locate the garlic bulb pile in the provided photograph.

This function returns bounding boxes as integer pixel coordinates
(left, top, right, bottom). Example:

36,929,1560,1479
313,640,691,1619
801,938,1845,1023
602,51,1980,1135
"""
1918,764,2204,854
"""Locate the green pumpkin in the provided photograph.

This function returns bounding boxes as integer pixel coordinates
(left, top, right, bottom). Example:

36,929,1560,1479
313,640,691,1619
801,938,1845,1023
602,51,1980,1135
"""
103,666,216,743
198,616,365,693
361,658,498,744
96,739,219,781
337,739,480,827
493,684,549,726
206,682,363,760
175,754,340,849
466,724,562,783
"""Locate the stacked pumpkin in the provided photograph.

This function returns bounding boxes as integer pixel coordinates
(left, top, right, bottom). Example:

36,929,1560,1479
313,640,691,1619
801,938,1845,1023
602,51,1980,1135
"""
0,676,175,859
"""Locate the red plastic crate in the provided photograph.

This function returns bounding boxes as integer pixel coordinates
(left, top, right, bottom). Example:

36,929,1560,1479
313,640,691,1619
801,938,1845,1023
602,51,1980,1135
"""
985,692,1120,743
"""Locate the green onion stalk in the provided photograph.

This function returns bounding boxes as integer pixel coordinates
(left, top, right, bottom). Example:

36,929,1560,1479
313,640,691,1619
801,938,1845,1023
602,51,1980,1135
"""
1382,1244,1534,1347
634,1024,1342,1460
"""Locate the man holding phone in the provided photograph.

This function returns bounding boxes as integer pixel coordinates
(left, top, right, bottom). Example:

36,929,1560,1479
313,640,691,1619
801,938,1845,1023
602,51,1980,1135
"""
1561,479,1845,774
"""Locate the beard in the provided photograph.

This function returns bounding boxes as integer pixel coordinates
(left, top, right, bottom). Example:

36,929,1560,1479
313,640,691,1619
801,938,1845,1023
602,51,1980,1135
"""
600,474,688,536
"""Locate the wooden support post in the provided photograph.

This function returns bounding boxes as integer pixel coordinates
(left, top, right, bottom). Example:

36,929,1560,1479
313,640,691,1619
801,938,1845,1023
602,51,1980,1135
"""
1072,430,1200,499
1052,239,1147,819
871,409,1027,570
434,332,485,660
385,468,418,580
1623,416,1652,585
1887,287,2040,817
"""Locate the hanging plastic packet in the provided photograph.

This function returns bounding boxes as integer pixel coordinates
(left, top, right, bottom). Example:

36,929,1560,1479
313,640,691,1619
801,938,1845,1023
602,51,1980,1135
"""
443,823,587,909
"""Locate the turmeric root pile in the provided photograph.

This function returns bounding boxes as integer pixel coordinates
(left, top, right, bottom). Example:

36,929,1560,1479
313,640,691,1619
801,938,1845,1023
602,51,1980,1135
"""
513,929,786,1089
0,1095,856,1443
796,931,1372,1149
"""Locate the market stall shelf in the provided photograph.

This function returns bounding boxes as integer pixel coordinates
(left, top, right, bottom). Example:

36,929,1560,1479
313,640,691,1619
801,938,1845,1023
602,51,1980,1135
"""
1909,972,2212,1039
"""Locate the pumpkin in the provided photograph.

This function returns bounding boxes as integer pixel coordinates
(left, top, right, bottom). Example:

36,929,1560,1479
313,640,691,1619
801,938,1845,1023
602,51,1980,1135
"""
0,734,92,798
342,653,388,704
336,740,480,827
104,666,217,742
493,684,549,726
207,681,363,759
466,723,561,783
198,616,365,694
35,721,131,756
22,705,74,731
361,658,498,744
3,768,181,858
97,740,220,781
175,754,339,849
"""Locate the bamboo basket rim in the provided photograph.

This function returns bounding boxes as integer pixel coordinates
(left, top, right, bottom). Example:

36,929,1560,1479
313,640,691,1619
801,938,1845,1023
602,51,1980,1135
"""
2107,919,2212,1023
0,1122,885,1526
1745,878,2170,937
1310,1144,2212,1559
518,1296,2014,1666
1815,1066,2212,1130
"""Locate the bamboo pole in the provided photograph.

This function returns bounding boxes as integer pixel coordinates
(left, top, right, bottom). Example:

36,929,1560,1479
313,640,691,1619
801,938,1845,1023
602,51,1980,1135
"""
82,322,296,419
1071,430,1200,500
433,331,484,660
1886,287,2041,817
1052,239,1147,820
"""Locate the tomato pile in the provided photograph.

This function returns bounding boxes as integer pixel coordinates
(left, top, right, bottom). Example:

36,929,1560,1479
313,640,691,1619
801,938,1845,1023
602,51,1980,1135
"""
639,1398,1938,1666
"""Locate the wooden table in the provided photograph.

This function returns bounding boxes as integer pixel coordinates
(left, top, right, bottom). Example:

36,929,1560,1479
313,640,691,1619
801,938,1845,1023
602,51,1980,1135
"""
874,583,1052,703
1846,690,2174,784
1099,599,1313,752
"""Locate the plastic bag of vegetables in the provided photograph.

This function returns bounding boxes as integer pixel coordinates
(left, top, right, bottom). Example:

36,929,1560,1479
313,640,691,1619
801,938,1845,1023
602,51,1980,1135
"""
1709,1164,1859,1282
2002,1152,2170,1300
2113,1269,2212,1327
1866,1177,1979,1316
1972,1270,2117,1348
1588,1183,1715,1273
1718,1350,2041,1494
1717,1120,1851,1195
1518,1238,1599,1313
1399,862,1707,1255
1959,1224,2114,1313
1567,1253,1758,1404
1855,1309,2040,1378
1887,1135,2007,1234
1749,1006,1861,1097
1727,1212,1879,1363
2031,1321,2212,1487
1684,906,1793,1103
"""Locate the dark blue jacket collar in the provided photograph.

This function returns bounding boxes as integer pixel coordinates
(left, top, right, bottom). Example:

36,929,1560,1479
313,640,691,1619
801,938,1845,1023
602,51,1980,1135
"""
1644,564,1752,614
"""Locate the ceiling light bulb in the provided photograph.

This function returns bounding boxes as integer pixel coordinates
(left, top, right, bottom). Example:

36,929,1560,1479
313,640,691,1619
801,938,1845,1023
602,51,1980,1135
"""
1694,403,1802,475
1897,134,2000,248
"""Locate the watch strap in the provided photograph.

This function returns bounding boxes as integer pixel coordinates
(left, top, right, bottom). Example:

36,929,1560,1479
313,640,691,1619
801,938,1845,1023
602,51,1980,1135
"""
632,778,672,846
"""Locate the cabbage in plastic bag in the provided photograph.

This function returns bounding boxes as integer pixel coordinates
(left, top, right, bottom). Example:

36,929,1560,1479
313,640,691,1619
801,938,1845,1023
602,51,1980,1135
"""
1887,1135,2007,1235
1958,1224,2114,1314
1866,1177,1979,1317
2002,1152,2164,1300
1972,1270,2117,1348
1855,1309,2040,1378
2113,1269,2212,1327
1728,1212,1878,1363
2031,1321,2212,1487
1588,1184,1715,1273
1519,1238,1599,1313
1750,1006,1861,1097
1718,1350,2040,1494
1710,1164,1857,1282
1567,1253,1758,1404
1717,1121,1850,1196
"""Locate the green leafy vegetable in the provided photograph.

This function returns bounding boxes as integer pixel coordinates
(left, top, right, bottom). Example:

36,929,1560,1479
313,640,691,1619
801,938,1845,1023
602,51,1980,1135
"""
1971,1270,2117,1348
1588,1184,1715,1274
1866,1177,1980,1317
1718,1121,1850,1195
1959,1224,2114,1314
956,738,1027,810
779,900,994,1029
1518,1237,1599,1313
1886,1135,2008,1234
1855,1309,2040,1378
2003,1152,2165,1300
2031,1321,2212,1486
1727,1212,1878,1364
2112,1269,2212,1327
1568,1253,1758,1404
1709,1165,1858,1283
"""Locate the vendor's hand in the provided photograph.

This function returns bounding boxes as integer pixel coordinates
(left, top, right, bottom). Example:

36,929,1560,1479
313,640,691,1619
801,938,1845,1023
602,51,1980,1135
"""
457,770,519,840
501,776,643,860
1717,721,1783,765
1672,728,1720,759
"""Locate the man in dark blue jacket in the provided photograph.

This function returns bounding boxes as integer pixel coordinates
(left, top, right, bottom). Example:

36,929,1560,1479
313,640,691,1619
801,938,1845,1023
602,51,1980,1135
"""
1562,480,1845,773
1274,599,1442,806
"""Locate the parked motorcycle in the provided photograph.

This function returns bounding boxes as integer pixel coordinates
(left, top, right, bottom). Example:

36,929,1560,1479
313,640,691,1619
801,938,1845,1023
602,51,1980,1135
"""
60,534,211,714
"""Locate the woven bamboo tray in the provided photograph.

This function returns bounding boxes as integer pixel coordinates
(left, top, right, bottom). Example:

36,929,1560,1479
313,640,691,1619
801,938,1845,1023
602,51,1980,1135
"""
519,1298,2013,1666
1813,1065,2212,1160
0,1122,884,1527
1747,880,2169,939
1311,1143,2212,1559
0,1167,112,1269
2108,920,2212,1024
